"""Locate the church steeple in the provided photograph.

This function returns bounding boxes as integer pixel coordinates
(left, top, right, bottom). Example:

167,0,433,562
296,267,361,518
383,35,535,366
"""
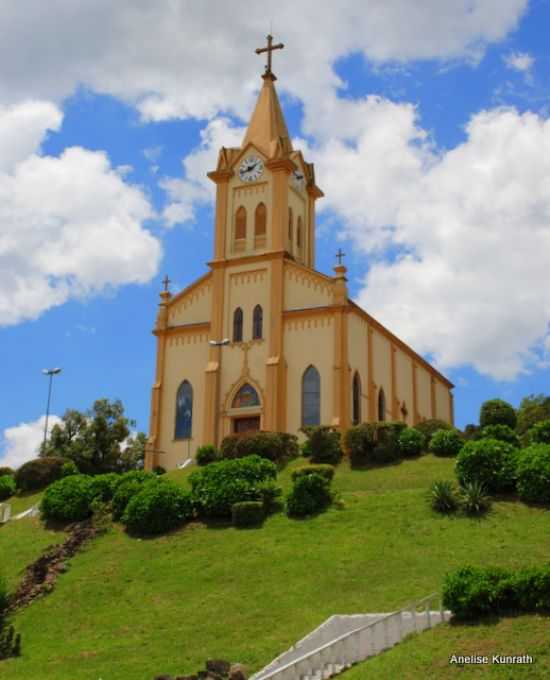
242,74,293,158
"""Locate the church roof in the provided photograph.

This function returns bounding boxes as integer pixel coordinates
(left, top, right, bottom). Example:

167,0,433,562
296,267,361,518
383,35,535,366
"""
242,74,293,158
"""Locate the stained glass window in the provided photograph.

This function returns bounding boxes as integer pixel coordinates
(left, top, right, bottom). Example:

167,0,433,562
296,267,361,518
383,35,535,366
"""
302,365,321,426
175,380,193,439
232,383,260,408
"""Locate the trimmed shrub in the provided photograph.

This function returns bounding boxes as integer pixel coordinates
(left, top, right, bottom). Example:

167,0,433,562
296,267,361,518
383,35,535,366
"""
442,564,550,620
526,419,550,446
111,472,156,521
460,481,491,516
189,455,277,518
301,426,342,465
40,475,94,522
196,444,219,466
89,473,120,502
428,480,459,514
429,429,464,457
374,422,408,463
345,421,406,467
455,438,518,493
398,427,426,458
255,480,283,514
220,431,298,465
14,456,69,491
231,501,264,527
61,460,79,477
0,476,15,501
516,444,550,504
479,398,517,429
413,419,452,443
122,481,193,535
479,424,520,448
286,474,333,517
0,467,14,478
300,439,312,458
291,464,335,483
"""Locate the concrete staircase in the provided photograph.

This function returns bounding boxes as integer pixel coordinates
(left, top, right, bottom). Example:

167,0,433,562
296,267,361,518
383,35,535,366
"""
251,593,451,680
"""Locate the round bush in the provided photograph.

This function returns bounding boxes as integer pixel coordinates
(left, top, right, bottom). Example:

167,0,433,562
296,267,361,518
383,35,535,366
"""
89,473,121,502
0,475,16,501
291,464,335,482
112,473,156,521
429,429,464,457
455,438,518,493
61,460,79,477
231,501,264,527
196,444,219,466
413,419,452,443
302,426,342,465
479,424,520,448
14,457,69,491
479,399,517,429
0,467,14,478
255,480,283,514
345,422,406,467
516,444,550,504
220,432,298,465
526,420,550,446
398,428,426,458
286,474,333,517
122,481,193,535
40,475,94,522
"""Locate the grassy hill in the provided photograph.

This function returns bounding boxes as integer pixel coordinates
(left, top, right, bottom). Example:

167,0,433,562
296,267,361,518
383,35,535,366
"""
0,455,548,680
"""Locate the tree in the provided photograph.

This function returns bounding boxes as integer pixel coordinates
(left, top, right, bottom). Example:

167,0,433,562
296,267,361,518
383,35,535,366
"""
41,399,145,473
516,394,550,436
479,399,517,429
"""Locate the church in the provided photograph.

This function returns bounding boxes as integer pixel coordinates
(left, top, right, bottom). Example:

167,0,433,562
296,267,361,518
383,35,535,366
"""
144,36,454,471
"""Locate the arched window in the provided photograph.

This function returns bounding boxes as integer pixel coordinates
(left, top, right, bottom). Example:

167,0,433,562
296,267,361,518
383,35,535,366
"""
235,206,247,240
232,383,260,408
296,216,303,249
255,203,267,236
302,365,321,427
233,307,243,342
352,372,361,425
252,304,263,340
378,388,386,422
288,207,293,243
401,401,409,422
175,380,193,439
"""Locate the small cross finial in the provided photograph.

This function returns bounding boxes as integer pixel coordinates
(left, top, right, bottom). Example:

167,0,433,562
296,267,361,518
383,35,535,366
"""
336,248,346,266
162,275,171,293
255,33,284,77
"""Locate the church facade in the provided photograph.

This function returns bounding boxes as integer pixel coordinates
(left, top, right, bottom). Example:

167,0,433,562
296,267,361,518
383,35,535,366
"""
145,42,454,471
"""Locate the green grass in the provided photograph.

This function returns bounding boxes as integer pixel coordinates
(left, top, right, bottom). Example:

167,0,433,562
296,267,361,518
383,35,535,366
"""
1,455,548,680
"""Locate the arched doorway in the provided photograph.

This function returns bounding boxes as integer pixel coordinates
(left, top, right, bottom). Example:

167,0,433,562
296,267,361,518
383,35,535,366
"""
231,383,261,434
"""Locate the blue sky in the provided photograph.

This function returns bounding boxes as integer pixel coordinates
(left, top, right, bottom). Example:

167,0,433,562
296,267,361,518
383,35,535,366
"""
2,1,550,467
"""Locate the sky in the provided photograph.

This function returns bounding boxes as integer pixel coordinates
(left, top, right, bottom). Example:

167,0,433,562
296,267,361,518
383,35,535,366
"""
2,0,550,468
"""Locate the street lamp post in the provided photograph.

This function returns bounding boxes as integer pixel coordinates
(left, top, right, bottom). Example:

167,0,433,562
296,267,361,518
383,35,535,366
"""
42,368,62,451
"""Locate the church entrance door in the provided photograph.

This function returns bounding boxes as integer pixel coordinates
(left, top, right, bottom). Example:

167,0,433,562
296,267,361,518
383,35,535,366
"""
233,416,261,434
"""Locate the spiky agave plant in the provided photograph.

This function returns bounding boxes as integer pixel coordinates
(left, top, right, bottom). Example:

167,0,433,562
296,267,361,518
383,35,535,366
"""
428,480,459,514
460,480,491,516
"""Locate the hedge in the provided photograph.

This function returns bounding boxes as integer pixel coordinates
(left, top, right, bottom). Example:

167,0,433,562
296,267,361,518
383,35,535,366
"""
196,444,219,466
443,564,550,620
455,438,518,493
122,481,193,535
413,419,452,443
286,473,333,518
398,427,426,458
301,426,342,465
291,464,335,482
526,420,550,446
479,424,520,448
111,472,157,521
14,457,69,491
220,431,298,465
344,421,406,467
429,429,464,457
516,444,550,504
231,501,264,527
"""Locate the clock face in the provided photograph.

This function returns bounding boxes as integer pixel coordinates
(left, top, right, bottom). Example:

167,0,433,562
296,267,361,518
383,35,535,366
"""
292,169,305,190
239,155,264,182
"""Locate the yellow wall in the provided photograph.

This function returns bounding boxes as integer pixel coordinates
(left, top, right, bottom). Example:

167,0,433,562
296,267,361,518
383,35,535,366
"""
284,315,334,435
287,184,307,262
168,278,212,326
284,263,333,310
347,312,369,421
371,330,391,419
436,381,451,422
395,349,414,424
416,366,431,420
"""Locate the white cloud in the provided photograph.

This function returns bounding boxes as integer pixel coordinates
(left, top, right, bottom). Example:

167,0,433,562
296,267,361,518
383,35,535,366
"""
503,50,534,73
310,101,550,381
0,415,62,469
0,2,528,122
0,101,163,326
160,117,244,227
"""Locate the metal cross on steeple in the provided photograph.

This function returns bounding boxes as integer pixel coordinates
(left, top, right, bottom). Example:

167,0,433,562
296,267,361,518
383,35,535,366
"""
255,34,284,76
162,274,171,292
335,248,346,265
